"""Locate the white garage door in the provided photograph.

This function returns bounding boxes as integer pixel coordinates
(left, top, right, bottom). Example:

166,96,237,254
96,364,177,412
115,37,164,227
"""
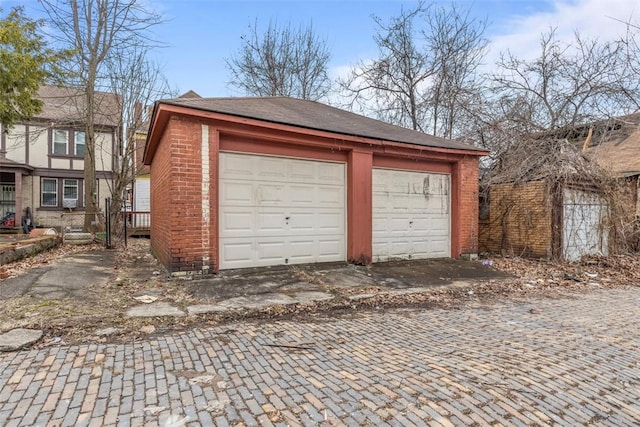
373,169,450,262
563,188,608,262
219,152,346,269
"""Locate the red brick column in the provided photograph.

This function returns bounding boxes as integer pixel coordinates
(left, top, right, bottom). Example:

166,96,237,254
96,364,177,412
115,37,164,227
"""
453,156,480,257
347,149,373,264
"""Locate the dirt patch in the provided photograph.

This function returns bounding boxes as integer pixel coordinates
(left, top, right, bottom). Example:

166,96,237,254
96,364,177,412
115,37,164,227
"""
1,238,639,348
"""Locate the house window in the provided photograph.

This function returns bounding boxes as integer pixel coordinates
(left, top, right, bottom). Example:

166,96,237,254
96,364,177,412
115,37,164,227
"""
75,131,85,157
53,130,68,155
42,179,58,207
41,178,83,209
63,179,79,208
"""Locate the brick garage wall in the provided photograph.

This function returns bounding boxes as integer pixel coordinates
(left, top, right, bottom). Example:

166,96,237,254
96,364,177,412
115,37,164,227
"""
480,180,553,258
150,116,216,274
458,156,481,255
149,118,176,269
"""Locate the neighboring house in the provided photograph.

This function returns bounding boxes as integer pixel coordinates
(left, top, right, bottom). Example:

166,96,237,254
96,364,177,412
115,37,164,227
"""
479,139,610,261
132,116,150,213
585,113,640,216
143,96,487,274
0,86,119,231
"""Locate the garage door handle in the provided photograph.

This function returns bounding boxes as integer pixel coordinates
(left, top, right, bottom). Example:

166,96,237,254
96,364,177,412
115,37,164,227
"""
409,221,413,225
285,216,290,220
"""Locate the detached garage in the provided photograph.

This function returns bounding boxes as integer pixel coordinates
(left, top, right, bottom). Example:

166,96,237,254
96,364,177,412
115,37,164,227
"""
143,97,487,274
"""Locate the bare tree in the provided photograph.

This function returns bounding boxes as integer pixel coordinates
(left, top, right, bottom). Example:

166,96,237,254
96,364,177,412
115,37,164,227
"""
620,18,640,112
39,0,162,231
340,4,430,131
491,29,630,135
339,2,487,137
427,4,487,138
226,20,332,100
103,46,174,241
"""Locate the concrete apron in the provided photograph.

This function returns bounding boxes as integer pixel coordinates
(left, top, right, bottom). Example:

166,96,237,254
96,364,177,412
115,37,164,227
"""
176,258,510,316
0,252,509,351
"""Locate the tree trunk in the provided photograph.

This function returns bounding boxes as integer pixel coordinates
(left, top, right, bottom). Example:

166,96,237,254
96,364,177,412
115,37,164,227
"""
83,66,99,232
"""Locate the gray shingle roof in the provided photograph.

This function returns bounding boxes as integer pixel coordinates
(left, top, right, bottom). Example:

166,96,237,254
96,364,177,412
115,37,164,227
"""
35,86,121,128
160,96,483,152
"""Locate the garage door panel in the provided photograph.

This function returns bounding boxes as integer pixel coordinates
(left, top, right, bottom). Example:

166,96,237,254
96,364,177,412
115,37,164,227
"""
220,152,346,269
429,218,449,233
220,181,254,205
316,212,345,233
256,184,285,204
373,168,450,262
220,241,255,267
283,210,344,232
318,162,346,184
412,239,449,257
288,240,315,259
372,242,388,261
389,241,412,257
410,240,431,258
288,212,315,232
220,211,254,235
257,240,286,261
257,211,287,234
410,218,430,232
289,160,317,181
389,217,411,233
373,217,389,234
288,184,318,204
317,186,345,206
220,153,255,178
257,158,288,180
390,194,411,210
318,239,344,257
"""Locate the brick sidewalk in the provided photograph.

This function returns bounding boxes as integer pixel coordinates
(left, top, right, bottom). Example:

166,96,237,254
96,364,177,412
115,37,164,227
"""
1,287,639,426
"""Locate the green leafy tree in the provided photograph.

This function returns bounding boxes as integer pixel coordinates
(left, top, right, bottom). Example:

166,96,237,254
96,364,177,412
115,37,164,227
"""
0,7,65,129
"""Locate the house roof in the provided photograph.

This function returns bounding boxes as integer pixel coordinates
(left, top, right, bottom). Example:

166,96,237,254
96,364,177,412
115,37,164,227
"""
0,156,34,173
178,90,202,99
35,86,121,128
585,113,640,176
157,96,485,152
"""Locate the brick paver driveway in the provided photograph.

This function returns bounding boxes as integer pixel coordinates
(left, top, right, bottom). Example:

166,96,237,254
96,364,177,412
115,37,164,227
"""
1,288,639,426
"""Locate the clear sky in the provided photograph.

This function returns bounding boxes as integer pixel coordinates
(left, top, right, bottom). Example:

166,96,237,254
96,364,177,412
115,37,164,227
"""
4,0,639,98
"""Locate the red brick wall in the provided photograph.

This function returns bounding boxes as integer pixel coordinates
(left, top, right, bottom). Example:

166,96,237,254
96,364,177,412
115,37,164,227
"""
457,156,480,256
150,116,217,273
149,119,175,269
